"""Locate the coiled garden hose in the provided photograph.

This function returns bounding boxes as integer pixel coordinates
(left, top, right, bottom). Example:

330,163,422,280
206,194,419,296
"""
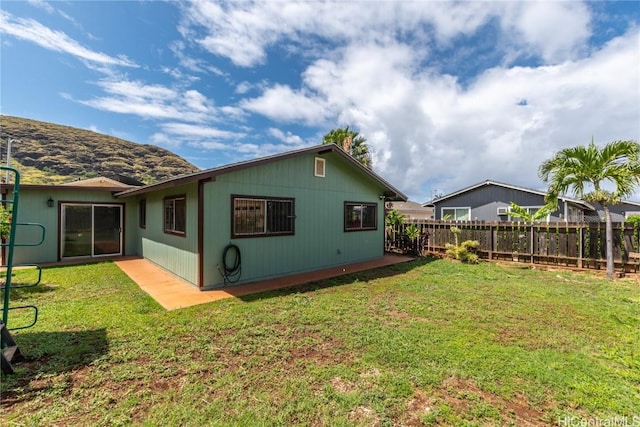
219,243,241,285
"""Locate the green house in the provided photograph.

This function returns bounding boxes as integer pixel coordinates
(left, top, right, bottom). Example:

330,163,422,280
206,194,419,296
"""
2,144,407,289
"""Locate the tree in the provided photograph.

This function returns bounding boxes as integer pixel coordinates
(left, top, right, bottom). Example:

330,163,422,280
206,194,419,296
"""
385,208,404,247
539,139,640,279
322,126,372,169
507,201,555,222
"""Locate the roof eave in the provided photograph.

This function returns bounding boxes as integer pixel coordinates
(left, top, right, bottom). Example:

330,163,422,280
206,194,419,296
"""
115,144,408,201
1,183,136,193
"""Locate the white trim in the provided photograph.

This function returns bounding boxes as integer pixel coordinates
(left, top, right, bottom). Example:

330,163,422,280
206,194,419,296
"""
441,207,471,220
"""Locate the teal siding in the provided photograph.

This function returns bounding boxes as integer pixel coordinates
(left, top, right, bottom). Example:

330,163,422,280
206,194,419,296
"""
6,188,137,265
6,150,394,290
137,183,199,285
202,152,386,288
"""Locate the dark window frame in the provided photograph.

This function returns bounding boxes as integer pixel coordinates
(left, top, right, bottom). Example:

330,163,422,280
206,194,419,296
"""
139,199,146,229
164,195,186,237
344,201,378,232
231,195,295,238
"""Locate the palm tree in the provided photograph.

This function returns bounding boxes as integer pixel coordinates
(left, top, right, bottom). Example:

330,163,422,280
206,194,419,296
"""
507,201,555,222
539,139,640,279
384,208,404,248
322,126,372,169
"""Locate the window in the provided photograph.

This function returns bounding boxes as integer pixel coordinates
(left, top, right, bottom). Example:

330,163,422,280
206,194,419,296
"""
509,206,550,222
314,157,326,177
139,199,146,228
564,205,583,222
232,196,295,238
345,202,377,231
442,207,470,220
164,196,186,235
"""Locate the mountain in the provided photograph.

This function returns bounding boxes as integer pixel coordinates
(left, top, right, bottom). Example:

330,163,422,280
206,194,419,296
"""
0,115,200,185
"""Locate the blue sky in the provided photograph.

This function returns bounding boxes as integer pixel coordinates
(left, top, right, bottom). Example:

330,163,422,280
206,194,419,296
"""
1,1,639,202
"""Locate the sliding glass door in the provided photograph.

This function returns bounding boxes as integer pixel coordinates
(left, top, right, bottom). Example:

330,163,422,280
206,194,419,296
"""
61,204,122,258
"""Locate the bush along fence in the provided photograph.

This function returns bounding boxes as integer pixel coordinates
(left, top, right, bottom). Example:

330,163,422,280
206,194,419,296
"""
385,219,640,273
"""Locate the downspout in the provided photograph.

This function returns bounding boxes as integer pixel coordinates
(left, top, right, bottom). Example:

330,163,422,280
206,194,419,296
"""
197,179,205,289
197,177,215,289
381,195,386,254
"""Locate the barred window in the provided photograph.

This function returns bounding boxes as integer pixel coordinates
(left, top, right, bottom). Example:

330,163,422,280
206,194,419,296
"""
232,196,295,238
345,202,377,231
164,196,186,236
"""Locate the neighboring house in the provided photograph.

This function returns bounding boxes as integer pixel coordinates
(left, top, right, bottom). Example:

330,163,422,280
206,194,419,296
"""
2,144,406,289
595,200,640,222
424,180,596,222
387,201,433,220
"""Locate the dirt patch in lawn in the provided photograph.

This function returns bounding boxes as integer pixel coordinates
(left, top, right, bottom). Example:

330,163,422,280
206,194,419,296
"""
402,376,549,426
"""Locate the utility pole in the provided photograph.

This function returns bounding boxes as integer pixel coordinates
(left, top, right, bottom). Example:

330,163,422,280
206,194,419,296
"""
5,138,17,184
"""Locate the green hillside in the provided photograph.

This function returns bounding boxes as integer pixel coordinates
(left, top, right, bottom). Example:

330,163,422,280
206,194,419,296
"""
0,115,200,185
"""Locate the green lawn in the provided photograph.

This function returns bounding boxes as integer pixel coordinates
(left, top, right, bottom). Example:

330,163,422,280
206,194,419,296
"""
1,259,639,426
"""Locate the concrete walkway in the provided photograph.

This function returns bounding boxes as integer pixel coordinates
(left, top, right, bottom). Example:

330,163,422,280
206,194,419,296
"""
115,254,415,311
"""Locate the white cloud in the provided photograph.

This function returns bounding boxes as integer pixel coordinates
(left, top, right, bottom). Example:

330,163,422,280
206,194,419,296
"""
169,39,227,76
267,128,305,145
27,0,54,14
500,1,592,63
79,78,218,123
0,11,137,67
240,84,328,125
159,122,245,139
151,122,246,152
240,26,639,202
235,81,253,94
178,1,488,67
178,1,596,69
178,0,620,200
392,28,640,200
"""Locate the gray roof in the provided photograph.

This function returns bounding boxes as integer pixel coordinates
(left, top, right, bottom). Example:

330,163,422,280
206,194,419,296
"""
115,144,408,201
424,179,595,210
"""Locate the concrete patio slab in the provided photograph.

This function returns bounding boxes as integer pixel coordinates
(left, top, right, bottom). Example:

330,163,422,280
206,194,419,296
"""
115,254,415,311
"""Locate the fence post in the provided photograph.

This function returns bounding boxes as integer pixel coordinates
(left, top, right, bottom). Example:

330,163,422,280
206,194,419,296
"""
489,223,494,260
578,225,583,269
529,223,534,264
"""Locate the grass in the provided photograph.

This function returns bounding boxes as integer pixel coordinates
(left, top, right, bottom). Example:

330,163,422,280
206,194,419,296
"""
1,258,639,426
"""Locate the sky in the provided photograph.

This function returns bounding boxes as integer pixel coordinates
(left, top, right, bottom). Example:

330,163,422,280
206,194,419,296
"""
1,0,639,202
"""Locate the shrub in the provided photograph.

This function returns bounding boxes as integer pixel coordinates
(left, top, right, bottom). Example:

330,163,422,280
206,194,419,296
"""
625,215,640,227
446,239,480,264
405,223,422,255
0,204,12,239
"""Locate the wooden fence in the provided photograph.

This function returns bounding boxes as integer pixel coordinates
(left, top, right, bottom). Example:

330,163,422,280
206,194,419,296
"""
385,219,640,273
